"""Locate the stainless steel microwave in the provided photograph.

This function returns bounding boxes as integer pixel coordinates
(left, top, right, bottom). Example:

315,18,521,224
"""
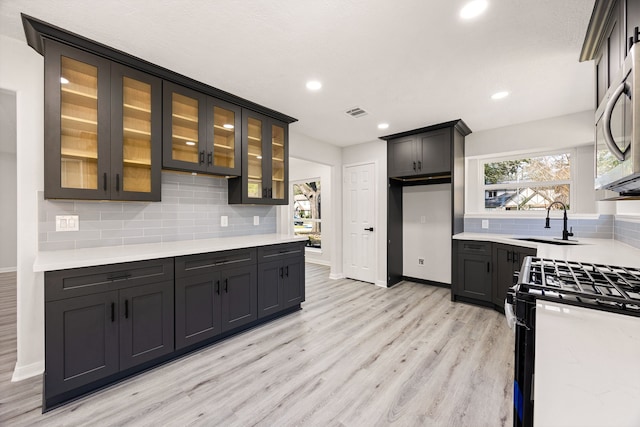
595,43,640,195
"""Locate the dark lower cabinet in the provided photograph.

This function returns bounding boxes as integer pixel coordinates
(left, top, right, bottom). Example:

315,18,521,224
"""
452,240,536,311
118,281,174,370
44,258,174,402
44,242,304,410
45,291,119,397
492,243,536,308
174,248,258,350
257,242,305,318
453,241,492,303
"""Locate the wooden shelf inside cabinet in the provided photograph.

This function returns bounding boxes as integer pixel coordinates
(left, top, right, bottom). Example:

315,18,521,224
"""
272,177,284,182
248,135,261,142
61,87,97,108
123,103,151,120
172,133,198,143
123,127,151,138
272,141,284,147
273,157,284,162
213,143,233,150
61,115,98,133
61,147,98,160
248,175,262,181
123,158,151,167
213,124,234,132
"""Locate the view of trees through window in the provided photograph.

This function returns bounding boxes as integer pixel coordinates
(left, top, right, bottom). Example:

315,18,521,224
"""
293,180,321,248
483,153,571,211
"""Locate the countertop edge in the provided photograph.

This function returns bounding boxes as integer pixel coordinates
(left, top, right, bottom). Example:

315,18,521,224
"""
34,234,308,272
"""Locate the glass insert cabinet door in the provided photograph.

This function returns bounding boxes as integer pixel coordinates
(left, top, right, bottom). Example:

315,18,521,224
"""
59,55,100,190
207,99,241,175
271,123,286,200
246,116,264,199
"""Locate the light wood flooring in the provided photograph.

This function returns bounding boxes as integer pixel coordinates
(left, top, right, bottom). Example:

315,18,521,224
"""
0,265,514,426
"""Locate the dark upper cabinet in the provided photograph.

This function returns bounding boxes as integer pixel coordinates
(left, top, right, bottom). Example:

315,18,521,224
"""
162,81,241,176
626,0,640,57
492,243,536,307
228,110,289,205
388,128,451,178
44,40,162,201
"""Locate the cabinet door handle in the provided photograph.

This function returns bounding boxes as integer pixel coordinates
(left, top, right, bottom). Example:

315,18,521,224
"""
125,300,129,319
224,278,228,293
268,188,272,198
103,173,108,191
263,188,267,198
513,252,519,265
413,161,416,171
418,161,422,171
199,150,205,165
111,302,115,322
279,267,284,278
487,262,490,273
207,152,212,166
116,174,120,192
216,280,220,295
507,251,512,262
285,266,289,277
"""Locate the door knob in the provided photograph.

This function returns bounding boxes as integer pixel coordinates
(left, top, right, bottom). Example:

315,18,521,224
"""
364,227,374,231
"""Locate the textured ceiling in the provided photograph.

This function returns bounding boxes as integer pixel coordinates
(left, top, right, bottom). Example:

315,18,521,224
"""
0,0,596,146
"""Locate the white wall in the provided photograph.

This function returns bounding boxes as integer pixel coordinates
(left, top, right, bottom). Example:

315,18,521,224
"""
465,111,601,215
342,139,387,287
0,35,45,380
0,89,17,271
402,184,451,284
289,158,332,266
288,130,343,278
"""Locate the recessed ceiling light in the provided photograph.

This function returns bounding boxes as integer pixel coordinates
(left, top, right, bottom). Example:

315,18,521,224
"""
491,91,509,100
460,0,488,19
223,123,234,129
185,141,196,146
60,77,69,84
306,80,322,91
378,123,390,130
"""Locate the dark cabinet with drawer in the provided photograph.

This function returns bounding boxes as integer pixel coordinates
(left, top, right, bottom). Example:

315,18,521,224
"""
257,242,306,318
44,258,174,403
492,243,537,307
174,248,258,349
453,241,492,302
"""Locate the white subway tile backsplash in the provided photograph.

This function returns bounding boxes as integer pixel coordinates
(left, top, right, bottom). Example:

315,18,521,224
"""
39,172,276,251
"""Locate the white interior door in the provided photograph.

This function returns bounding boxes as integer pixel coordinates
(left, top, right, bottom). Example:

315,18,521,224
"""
344,162,376,283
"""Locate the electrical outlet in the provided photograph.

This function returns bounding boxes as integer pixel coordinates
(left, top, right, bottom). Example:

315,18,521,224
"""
253,216,259,226
221,216,228,227
418,258,424,265
482,219,489,229
56,215,79,232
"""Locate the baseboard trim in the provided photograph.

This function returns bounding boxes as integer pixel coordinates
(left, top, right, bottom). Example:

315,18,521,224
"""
328,272,345,280
12,360,44,382
305,258,330,267
375,280,388,288
0,266,17,273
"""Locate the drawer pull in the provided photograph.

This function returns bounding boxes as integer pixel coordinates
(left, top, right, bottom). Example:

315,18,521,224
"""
107,273,132,281
224,279,228,293
215,280,220,295
111,302,115,322
124,299,129,319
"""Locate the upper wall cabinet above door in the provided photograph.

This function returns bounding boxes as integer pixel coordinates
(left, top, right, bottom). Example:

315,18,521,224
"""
44,40,162,201
387,128,452,179
162,82,241,177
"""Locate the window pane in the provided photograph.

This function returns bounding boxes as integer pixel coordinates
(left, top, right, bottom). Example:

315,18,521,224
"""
293,181,321,248
484,153,571,185
484,185,570,210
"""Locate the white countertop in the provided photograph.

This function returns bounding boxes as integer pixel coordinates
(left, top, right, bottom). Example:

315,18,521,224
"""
34,234,308,272
534,300,640,427
453,232,640,268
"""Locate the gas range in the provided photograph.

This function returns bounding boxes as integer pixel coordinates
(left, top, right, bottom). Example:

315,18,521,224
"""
514,257,640,318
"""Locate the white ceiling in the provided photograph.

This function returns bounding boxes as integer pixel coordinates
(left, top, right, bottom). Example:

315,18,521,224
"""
0,0,596,147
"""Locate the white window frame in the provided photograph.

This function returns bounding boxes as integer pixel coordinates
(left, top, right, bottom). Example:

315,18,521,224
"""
480,148,575,213
291,178,322,253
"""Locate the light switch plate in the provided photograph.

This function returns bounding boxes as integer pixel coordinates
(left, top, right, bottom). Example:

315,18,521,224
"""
253,216,259,226
221,216,228,227
482,219,489,229
56,215,79,232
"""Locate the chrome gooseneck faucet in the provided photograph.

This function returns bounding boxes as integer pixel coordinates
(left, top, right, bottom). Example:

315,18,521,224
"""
544,201,574,240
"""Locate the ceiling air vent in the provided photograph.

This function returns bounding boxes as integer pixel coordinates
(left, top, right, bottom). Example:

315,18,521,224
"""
345,107,368,118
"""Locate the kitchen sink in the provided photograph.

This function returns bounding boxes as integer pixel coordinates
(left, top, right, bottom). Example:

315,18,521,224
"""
513,237,583,246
